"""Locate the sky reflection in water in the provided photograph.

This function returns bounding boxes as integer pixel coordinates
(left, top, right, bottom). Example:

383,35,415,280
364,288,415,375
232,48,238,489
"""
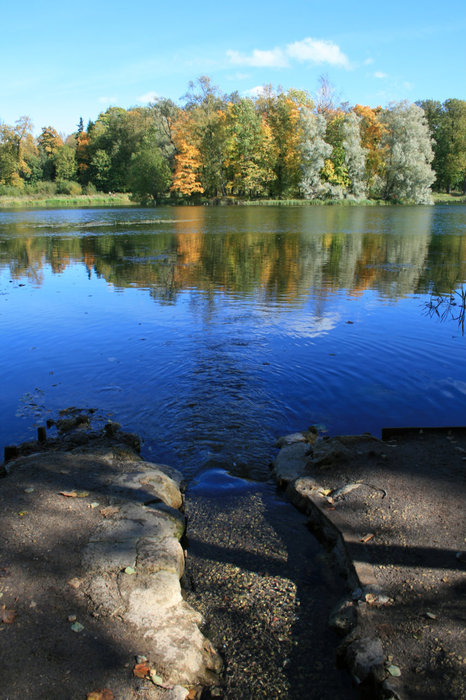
1,204,465,480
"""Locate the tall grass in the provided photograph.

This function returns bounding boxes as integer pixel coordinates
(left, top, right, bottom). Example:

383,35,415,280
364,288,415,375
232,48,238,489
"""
0,193,134,209
240,198,386,207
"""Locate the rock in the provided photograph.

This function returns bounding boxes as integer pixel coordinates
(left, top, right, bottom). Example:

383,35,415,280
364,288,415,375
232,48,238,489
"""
310,439,351,467
329,597,357,635
56,414,90,433
344,636,386,685
382,677,403,699
103,421,121,437
273,442,309,484
137,536,185,578
111,466,184,509
124,571,184,622
165,687,190,700
275,432,307,448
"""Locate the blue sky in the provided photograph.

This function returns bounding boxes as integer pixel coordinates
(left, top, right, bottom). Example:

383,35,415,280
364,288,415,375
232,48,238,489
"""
1,0,465,136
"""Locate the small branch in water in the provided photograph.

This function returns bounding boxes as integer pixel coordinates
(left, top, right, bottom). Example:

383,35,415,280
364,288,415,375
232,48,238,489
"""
425,287,466,335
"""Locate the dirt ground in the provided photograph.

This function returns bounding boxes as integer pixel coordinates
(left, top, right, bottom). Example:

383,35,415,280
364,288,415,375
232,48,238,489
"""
274,427,466,699
0,419,465,699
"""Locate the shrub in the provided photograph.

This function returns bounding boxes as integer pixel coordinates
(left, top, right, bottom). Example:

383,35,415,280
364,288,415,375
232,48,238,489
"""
55,180,82,195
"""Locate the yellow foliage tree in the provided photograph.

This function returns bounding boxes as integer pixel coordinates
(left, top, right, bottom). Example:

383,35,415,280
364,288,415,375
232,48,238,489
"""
170,113,204,196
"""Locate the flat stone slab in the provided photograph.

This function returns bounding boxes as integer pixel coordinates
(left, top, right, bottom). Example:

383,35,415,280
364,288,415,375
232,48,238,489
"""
0,423,222,699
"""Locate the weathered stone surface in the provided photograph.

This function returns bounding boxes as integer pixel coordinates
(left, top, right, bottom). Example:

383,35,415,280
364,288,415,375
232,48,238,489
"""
164,687,190,700
310,438,351,467
83,539,138,572
273,442,309,484
80,461,220,688
345,636,386,684
141,607,222,686
111,465,183,509
124,571,183,623
137,536,185,578
275,432,307,448
117,504,186,540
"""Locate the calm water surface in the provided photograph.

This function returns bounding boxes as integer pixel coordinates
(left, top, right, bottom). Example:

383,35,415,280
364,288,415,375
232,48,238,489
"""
1,204,465,480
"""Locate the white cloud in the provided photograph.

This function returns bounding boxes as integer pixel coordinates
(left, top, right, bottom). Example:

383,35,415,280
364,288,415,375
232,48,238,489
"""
286,38,350,68
364,57,374,65
374,71,388,79
227,47,288,68
243,85,271,98
227,37,350,71
98,96,117,104
137,90,158,103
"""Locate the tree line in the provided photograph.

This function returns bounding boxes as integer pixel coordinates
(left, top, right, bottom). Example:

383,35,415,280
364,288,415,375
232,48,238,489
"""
1,77,465,205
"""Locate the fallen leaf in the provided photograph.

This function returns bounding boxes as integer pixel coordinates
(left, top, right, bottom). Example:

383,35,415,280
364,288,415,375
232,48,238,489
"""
90,502,100,509
67,577,81,589
76,491,89,498
24,487,35,493
387,664,401,677
71,621,84,632
100,506,119,518
18,511,28,517
426,611,437,620
149,670,164,686
86,690,114,700
365,593,378,605
133,662,151,679
361,533,375,543
59,491,77,498
0,607,16,624
124,566,136,575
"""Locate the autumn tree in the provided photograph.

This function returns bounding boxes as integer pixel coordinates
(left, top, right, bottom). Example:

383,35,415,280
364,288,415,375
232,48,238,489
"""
183,76,228,197
37,126,63,180
170,112,204,198
223,98,275,197
75,130,91,184
0,122,21,186
0,117,39,187
353,105,387,197
256,87,312,197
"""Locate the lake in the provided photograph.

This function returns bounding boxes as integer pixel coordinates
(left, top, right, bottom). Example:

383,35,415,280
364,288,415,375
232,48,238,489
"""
1,204,465,480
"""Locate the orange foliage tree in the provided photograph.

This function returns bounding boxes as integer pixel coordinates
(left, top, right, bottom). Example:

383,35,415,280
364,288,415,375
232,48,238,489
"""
353,105,387,194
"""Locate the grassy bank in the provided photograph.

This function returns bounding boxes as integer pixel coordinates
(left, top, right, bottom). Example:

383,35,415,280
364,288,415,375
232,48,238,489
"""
1,192,464,210
432,192,466,204
0,193,135,209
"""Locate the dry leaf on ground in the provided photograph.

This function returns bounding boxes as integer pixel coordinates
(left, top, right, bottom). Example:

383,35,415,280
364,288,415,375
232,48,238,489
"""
1,606,16,623
86,690,114,700
133,662,151,678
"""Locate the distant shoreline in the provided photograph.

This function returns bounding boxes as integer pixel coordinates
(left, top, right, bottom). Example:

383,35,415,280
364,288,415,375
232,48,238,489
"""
0,192,465,209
